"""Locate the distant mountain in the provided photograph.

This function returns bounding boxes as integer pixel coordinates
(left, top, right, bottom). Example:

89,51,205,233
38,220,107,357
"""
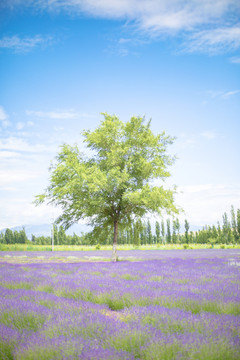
0,223,91,239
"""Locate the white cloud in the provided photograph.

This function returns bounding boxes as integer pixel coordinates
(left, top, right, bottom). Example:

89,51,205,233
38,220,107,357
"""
229,56,240,64
3,1,240,54
0,151,21,160
0,106,11,127
29,0,240,31
200,131,217,140
0,35,53,53
16,122,25,130
26,109,82,119
0,136,56,153
0,169,39,187
221,90,240,99
184,25,240,54
176,183,240,226
206,89,240,100
0,106,8,121
0,197,61,229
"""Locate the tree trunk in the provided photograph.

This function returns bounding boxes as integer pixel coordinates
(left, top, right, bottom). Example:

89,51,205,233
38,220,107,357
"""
112,220,118,262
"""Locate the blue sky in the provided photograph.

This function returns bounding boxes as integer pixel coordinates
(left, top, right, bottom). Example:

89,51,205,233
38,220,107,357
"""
0,0,240,231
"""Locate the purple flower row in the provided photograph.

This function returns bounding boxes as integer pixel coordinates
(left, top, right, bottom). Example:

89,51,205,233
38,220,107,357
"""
0,251,239,359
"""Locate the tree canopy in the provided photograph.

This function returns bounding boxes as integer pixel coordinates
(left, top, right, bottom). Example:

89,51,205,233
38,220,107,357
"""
35,113,179,260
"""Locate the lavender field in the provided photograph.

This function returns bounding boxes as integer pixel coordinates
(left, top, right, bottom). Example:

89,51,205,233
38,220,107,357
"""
0,250,240,359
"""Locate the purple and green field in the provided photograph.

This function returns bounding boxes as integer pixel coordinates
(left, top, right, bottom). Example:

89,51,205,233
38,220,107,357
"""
0,249,240,359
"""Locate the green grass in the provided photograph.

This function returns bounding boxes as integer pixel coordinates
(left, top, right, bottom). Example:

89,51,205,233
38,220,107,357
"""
0,311,46,332
0,243,239,252
0,281,33,290
106,330,150,358
16,346,63,360
142,341,183,360
0,339,16,360
120,274,139,281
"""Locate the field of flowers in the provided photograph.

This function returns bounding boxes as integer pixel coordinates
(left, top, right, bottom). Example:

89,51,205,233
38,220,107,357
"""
0,249,240,359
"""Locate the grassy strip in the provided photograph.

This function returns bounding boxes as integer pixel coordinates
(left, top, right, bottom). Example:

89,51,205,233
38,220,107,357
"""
0,243,239,251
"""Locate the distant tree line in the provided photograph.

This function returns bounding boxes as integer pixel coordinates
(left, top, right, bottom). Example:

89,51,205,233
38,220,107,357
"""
1,206,240,246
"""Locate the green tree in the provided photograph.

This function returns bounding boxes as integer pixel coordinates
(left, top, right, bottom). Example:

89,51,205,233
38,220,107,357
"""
184,219,190,244
53,224,58,246
222,212,231,244
161,220,165,244
0,232,4,243
175,218,181,243
13,230,20,244
31,234,36,244
155,221,160,244
166,218,171,243
133,219,142,246
231,205,238,242
237,209,240,240
140,222,147,245
19,228,28,244
147,219,153,245
5,228,14,244
35,114,179,261
172,219,178,243
58,226,67,245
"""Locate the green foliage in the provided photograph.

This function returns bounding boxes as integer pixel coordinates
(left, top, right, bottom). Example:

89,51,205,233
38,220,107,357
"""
0,339,16,360
184,219,190,244
142,342,183,360
155,221,160,243
107,331,149,358
0,311,45,332
2,206,240,247
35,114,179,254
16,347,62,360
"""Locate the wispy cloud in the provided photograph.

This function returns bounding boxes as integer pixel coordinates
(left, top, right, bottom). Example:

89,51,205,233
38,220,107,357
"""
206,89,240,100
0,136,56,153
3,0,240,54
0,106,8,121
0,169,39,186
229,56,240,64
200,131,218,140
26,109,82,119
221,90,240,99
0,35,53,53
184,25,240,54
177,183,240,226
0,106,11,128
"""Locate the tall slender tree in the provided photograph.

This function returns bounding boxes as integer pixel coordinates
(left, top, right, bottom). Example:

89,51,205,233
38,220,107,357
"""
166,218,171,243
231,205,238,242
5,228,14,245
184,219,190,244
222,212,231,244
155,221,160,244
161,220,165,244
147,219,153,245
175,218,181,243
237,209,240,240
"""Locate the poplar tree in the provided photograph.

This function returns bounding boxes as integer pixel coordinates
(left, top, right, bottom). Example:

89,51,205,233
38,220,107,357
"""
231,205,238,242
172,219,177,243
237,209,240,240
161,220,165,244
147,220,153,245
35,113,179,261
184,219,190,244
175,218,181,243
166,218,171,243
155,221,160,244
